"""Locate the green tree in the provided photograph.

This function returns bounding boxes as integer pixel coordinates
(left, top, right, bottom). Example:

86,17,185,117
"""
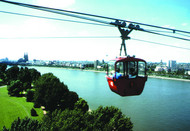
74,98,89,113
6,66,19,84
18,67,32,84
42,106,133,131
0,63,7,83
26,89,34,102
176,69,185,76
88,106,133,130
29,68,41,83
31,108,38,116
33,73,78,111
7,80,23,96
43,109,88,130
3,117,42,131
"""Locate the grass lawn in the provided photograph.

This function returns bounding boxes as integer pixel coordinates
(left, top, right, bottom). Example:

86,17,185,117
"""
0,86,44,130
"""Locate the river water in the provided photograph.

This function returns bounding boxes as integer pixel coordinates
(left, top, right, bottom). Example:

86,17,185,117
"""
30,66,190,131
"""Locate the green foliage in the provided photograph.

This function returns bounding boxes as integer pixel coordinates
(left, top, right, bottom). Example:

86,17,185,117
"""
89,106,133,130
33,73,78,112
43,109,88,130
7,80,23,96
7,117,42,131
29,68,41,83
23,82,32,91
31,108,38,116
26,89,34,102
0,86,44,130
0,64,7,83
42,106,133,131
74,98,89,113
0,63,7,73
18,67,32,84
5,66,40,88
2,126,9,131
6,66,19,84
176,69,185,75
61,91,79,110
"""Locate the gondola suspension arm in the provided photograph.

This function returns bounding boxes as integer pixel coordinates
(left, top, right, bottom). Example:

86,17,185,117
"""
111,20,143,56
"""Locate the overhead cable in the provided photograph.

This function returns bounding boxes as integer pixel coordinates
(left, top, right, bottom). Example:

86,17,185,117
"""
0,36,119,39
0,0,111,25
1,35,189,50
142,29,190,41
1,0,190,34
132,38,190,50
0,10,113,27
0,11,189,41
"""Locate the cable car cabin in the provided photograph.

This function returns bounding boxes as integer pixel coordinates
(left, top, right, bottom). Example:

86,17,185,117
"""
106,56,147,96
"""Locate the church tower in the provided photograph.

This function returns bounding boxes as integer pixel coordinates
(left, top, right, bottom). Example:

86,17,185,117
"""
24,52,29,62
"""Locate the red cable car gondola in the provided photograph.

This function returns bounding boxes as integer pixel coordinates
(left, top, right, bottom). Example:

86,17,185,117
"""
105,22,148,96
106,56,147,96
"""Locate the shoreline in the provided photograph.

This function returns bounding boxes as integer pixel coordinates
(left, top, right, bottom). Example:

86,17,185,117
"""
148,75,190,82
27,65,190,82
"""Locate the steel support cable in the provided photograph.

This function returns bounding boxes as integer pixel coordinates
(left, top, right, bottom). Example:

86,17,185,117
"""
0,35,189,50
1,10,189,41
0,10,113,27
146,29,190,37
22,5,111,25
0,0,111,26
132,38,190,50
1,10,189,42
0,36,119,39
141,29,190,41
1,0,190,34
1,0,190,41
1,34,189,50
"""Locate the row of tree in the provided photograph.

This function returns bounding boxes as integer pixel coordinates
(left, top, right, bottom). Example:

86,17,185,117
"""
3,106,133,131
0,64,133,130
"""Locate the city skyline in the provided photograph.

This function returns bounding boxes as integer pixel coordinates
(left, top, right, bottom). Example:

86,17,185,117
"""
1,52,190,65
0,0,190,62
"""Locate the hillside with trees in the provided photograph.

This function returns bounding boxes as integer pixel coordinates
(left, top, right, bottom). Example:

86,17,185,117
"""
0,64,133,130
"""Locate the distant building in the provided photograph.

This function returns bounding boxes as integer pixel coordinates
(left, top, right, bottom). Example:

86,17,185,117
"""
24,52,29,62
18,52,29,63
94,60,99,69
168,60,177,71
155,60,167,72
0,57,8,62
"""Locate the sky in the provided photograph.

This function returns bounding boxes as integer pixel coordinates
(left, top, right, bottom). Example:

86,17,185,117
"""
0,0,190,63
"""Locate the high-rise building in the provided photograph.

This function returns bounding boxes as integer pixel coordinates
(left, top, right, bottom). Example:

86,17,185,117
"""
94,60,99,69
168,60,176,70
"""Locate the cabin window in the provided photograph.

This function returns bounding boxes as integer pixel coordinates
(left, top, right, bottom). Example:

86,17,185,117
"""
107,61,115,77
127,61,138,78
116,62,124,77
138,61,146,77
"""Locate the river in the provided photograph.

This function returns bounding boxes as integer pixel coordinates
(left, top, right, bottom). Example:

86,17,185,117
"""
29,66,190,131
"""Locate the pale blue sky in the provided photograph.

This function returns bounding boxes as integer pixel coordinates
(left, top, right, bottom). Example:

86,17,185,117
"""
0,0,190,62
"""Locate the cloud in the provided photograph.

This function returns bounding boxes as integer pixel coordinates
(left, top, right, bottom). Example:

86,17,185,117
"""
34,0,75,8
181,23,188,26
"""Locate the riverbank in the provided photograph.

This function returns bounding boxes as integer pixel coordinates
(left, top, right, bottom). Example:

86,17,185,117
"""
60,67,190,82
24,65,190,82
148,75,190,82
